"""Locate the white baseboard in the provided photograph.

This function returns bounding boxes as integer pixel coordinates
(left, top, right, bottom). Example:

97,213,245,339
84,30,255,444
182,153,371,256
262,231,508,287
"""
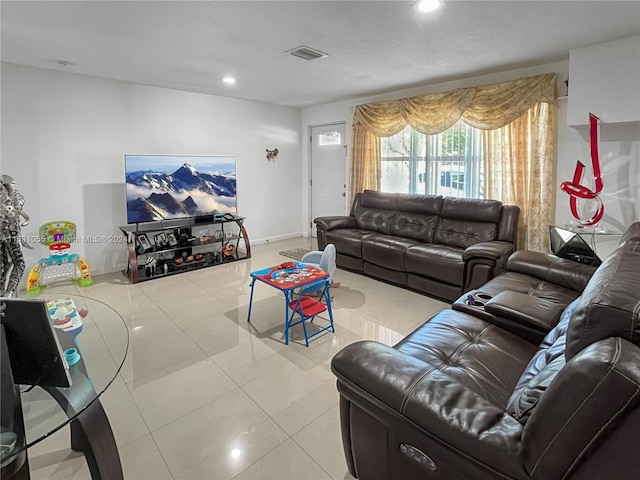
251,232,305,245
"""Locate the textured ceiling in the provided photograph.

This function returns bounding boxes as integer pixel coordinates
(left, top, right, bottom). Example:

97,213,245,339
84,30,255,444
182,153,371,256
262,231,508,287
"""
1,1,639,107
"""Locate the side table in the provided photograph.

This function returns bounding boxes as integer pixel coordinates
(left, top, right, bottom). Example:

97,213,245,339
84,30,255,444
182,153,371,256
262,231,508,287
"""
0,294,129,480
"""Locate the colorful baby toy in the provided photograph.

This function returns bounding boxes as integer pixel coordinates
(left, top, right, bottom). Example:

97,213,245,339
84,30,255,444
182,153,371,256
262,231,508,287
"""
25,221,93,295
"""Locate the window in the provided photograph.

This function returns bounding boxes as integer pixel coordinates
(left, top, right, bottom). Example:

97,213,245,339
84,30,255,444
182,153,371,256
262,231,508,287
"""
381,121,483,198
318,131,341,146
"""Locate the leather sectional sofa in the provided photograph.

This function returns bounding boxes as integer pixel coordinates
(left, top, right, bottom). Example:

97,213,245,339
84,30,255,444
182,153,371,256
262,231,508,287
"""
314,190,519,301
331,222,640,480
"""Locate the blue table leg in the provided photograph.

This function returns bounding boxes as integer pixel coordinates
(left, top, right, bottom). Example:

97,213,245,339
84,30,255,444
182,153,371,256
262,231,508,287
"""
247,278,256,323
324,282,335,333
284,290,291,345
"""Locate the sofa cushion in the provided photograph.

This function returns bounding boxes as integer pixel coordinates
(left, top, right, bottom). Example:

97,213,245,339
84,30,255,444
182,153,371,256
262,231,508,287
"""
396,193,443,215
483,291,566,333
389,213,439,243
479,271,581,307
359,190,399,210
354,191,445,240
507,250,596,293
326,229,381,258
354,208,395,234
405,244,465,286
431,197,501,248
506,298,578,424
395,309,537,408
566,243,640,360
440,197,503,223
433,218,498,249
361,235,420,271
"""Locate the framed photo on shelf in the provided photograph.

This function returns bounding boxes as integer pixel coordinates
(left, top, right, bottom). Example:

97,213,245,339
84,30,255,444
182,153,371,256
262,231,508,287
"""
167,232,178,247
153,232,168,248
137,233,152,253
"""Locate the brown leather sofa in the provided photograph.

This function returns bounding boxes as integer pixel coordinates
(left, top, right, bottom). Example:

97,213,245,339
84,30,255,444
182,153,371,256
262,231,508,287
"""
331,222,640,480
314,190,520,301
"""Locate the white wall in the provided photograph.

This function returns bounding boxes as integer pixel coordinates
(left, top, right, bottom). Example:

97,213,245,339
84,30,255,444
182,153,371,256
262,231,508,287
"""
301,54,640,247
1,63,302,275
568,35,640,125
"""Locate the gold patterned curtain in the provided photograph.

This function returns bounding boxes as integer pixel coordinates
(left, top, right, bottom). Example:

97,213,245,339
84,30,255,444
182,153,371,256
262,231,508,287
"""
350,124,381,200
483,103,556,251
350,73,557,250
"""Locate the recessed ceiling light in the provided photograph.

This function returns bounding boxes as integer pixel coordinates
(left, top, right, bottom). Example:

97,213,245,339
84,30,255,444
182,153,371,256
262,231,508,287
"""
222,76,236,84
415,0,443,13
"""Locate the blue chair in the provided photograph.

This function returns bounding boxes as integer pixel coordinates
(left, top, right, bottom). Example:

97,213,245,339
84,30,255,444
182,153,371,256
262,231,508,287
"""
285,244,337,346
287,280,334,347
300,244,337,291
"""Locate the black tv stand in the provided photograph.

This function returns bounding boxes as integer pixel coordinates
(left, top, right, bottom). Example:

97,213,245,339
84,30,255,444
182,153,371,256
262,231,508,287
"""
119,216,251,283
194,215,214,224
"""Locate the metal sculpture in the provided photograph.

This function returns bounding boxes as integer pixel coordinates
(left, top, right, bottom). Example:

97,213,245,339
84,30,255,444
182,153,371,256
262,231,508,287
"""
560,113,604,226
1,174,31,297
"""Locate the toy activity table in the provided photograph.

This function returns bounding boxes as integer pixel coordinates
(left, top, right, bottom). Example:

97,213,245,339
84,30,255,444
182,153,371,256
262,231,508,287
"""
247,262,335,346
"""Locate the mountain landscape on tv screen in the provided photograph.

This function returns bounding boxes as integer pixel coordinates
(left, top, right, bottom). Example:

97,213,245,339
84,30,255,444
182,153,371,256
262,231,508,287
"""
126,163,236,223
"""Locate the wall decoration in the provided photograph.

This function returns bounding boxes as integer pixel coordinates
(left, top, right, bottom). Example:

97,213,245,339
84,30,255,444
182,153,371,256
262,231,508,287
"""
266,148,279,160
560,113,604,226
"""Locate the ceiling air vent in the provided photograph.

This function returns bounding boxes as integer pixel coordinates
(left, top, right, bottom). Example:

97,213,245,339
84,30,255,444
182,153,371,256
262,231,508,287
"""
287,46,328,61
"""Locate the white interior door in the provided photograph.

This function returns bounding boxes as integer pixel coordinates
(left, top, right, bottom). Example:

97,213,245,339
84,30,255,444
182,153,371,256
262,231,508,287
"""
310,123,347,237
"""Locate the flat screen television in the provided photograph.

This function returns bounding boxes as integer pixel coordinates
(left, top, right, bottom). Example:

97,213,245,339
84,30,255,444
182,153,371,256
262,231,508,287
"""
125,155,237,224
549,225,602,266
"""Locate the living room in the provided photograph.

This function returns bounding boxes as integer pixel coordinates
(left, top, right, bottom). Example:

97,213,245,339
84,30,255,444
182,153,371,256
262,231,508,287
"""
1,1,640,479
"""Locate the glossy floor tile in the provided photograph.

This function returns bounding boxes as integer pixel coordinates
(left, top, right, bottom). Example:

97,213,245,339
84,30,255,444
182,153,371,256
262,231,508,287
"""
22,236,448,479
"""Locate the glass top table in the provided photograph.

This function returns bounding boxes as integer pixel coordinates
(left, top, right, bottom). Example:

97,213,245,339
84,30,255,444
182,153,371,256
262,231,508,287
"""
1,294,129,479
552,223,623,235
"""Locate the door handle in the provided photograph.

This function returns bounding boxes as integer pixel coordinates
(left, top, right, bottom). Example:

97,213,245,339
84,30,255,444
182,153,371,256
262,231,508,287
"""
342,193,346,197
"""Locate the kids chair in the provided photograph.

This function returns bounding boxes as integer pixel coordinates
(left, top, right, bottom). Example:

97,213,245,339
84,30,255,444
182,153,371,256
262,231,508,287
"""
300,243,337,290
287,279,335,347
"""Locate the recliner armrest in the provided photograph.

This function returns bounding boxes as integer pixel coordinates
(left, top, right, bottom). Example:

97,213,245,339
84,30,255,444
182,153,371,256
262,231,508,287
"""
507,251,596,292
484,291,565,333
314,216,357,231
332,341,525,475
463,241,514,261
332,341,431,411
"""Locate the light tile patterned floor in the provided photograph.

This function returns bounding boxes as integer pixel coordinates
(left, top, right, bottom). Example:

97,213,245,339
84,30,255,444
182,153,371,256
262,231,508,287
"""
25,236,448,480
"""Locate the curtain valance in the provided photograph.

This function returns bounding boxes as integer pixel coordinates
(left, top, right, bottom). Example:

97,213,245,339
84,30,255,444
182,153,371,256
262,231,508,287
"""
353,73,556,136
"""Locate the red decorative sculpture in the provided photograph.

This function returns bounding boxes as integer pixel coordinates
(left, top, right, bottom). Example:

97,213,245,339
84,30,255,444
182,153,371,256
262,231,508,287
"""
560,113,604,226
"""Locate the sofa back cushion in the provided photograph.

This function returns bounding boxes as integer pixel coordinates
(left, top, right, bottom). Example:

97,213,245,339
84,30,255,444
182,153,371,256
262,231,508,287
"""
566,239,640,361
506,298,578,424
390,195,443,242
354,208,395,234
389,214,440,243
354,190,444,240
433,198,502,248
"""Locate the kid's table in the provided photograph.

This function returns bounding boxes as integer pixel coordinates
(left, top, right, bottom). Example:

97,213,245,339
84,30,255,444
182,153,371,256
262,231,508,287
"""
247,262,334,346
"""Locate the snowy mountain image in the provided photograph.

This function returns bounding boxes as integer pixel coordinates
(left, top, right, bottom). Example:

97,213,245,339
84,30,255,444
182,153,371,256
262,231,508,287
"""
125,157,237,223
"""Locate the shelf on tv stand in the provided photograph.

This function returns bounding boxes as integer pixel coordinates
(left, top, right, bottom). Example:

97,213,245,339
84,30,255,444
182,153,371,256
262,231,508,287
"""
119,216,251,284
